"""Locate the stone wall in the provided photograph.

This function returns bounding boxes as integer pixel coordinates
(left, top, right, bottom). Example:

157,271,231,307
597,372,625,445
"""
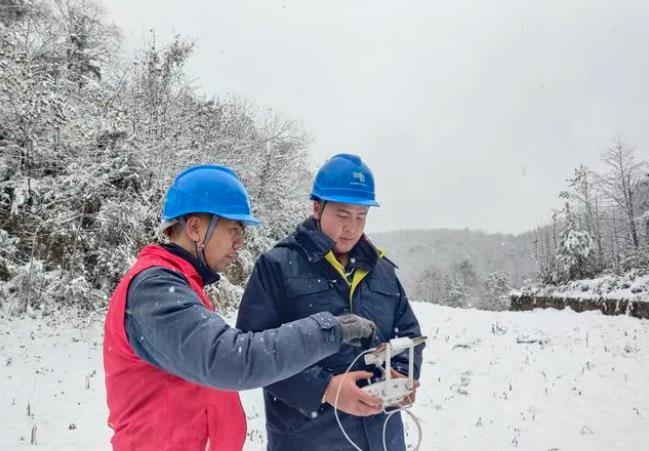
510,294,649,320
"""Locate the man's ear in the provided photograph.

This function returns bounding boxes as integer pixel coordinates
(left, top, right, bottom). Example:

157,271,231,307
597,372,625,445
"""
312,201,322,220
184,215,203,242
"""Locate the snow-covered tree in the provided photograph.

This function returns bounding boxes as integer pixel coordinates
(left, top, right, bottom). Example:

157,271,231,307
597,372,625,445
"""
560,165,604,270
599,135,646,250
531,136,648,283
412,265,446,304
555,203,593,281
0,0,315,314
480,271,511,311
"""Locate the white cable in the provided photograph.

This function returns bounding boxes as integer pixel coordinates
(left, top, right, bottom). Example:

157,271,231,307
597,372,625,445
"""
382,404,423,451
404,409,423,451
333,349,423,451
382,410,400,451
334,349,373,451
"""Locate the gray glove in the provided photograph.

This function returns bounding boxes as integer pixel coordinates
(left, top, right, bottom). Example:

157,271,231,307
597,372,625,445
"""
335,314,377,347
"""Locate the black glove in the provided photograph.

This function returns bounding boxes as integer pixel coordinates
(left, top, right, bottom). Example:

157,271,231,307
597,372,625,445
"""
335,314,377,347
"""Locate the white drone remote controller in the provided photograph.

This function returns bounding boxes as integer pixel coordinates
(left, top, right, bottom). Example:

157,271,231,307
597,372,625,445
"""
361,336,427,409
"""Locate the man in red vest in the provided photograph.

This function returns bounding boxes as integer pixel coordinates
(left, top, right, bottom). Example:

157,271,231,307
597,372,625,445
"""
103,164,377,451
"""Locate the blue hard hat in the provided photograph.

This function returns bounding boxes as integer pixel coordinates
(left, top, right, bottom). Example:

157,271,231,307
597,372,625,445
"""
161,164,260,228
310,154,379,206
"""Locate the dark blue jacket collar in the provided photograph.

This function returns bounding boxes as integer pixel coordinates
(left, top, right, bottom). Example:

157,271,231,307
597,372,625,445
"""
279,217,381,271
159,242,221,286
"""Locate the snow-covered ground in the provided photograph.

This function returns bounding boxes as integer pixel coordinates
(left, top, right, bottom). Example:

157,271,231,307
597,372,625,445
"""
1,303,648,450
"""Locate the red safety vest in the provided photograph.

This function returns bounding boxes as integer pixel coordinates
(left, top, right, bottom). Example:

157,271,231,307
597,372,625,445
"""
103,244,246,451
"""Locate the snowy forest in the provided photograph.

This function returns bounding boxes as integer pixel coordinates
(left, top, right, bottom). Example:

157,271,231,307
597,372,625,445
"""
385,137,649,311
0,0,314,315
373,228,537,310
533,137,649,282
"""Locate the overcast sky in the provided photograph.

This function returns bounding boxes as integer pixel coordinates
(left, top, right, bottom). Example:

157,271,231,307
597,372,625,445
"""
106,0,649,235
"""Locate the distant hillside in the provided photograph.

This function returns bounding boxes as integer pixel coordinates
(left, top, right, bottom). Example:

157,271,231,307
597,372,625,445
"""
369,228,538,298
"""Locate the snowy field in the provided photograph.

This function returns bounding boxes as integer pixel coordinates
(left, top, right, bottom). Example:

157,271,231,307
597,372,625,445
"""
1,302,648,450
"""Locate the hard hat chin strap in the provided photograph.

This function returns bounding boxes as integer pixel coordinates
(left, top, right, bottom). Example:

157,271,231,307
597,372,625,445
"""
179,215,219,266
315,200,327,231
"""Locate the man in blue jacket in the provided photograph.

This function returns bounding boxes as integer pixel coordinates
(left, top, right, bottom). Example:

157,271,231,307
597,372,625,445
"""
237,154,423,451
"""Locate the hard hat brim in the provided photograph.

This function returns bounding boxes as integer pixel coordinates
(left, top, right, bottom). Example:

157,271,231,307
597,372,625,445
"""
219,213,261,226
309,194,380,207
160,213,261,233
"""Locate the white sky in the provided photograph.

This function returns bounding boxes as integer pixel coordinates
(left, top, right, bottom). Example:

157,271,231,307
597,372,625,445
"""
105,0,649,234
